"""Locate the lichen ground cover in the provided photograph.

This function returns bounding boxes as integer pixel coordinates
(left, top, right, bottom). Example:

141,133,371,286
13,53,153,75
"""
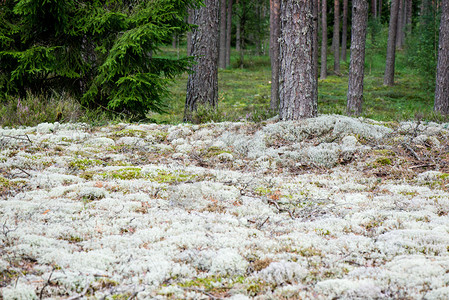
1,115,449,299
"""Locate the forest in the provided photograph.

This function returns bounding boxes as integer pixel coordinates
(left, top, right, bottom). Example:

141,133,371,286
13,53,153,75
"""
0,0,448,125
1,0,449,299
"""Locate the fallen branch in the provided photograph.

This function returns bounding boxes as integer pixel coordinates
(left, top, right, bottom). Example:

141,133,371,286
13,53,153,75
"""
39,268,55,300
1,134,33,144
257,216,270,229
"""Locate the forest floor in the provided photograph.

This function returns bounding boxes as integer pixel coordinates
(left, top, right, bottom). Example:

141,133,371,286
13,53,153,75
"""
1,115,449,299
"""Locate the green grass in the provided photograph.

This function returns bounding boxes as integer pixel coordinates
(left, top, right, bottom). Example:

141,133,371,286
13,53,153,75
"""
149,43,447,124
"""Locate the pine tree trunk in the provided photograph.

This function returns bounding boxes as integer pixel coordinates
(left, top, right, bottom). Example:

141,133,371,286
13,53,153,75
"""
236,0,241,52
347,0,369,116
270,0,281,111
225,0,232,67
218,0,227,68
379,0,382,19
187,9,193,55
383,0,400,86
434,0,449,115
396,0,404,49
279,0,318,120
341,0,348,61
406,0,412,36
321,0,328,79
184,0,219,122
312,0,319,109
333,0,340,74
372,0,377,18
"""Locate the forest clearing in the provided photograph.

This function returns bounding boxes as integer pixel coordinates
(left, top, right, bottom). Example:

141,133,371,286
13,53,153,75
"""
1,116,449,299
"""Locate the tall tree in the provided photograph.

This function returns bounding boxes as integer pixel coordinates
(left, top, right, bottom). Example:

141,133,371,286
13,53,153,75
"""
396,0,404,49
341,0,349,61
185,0,219,121
406,0,412,36
384,0,400,86
279,0,318,120
434,0,449,115
236,0,241,52
270,0,281,110
372,0,377,18
218,0,227,68
187,9,193,55
321,0,328,78
333,0,341,74
225,0,233,67
347,0,369,116
379,0,383,19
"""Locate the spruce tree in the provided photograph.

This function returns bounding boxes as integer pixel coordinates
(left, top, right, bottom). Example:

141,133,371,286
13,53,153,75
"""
0,0,201,119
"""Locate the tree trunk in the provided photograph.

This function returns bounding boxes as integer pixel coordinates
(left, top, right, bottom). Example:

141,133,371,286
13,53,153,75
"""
187,9,193,55
434,0,449,115
372,0,377,18
333,0,340,74
379,0,382,19
341,0,348,61
279,0,318,120
321,0,328,79
225,0,232,67
396,0,404,49
184,0,219,122
236,0,241,52
347,0,369,116
312,0,319,110
406,0,412,36
270,0,281,110
218,0,227,68
383,0,400,86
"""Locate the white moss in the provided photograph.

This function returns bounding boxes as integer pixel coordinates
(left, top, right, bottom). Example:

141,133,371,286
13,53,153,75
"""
84,137,115,146
116,136,146,147
257,261,308,285
1,283,38,300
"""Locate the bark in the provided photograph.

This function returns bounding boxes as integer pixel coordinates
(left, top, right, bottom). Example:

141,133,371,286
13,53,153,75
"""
184,0,219,122
321,0,328,78
406,0,412,36
236,0,241,52
279,0,318,120
383,0,400,86
218,0,227,68
379,0,382,19
333,0,340,74
347,0,369,116
225,0,232,67
313,0,319,93
270,0,281,110
372,0,377,18
187,9,193,55
396,0,404,49
341,0,348,61
434,0,449,115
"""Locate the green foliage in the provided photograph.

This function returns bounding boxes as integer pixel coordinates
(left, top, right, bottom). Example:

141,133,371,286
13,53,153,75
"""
0,0,200,118
406,8,440,90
